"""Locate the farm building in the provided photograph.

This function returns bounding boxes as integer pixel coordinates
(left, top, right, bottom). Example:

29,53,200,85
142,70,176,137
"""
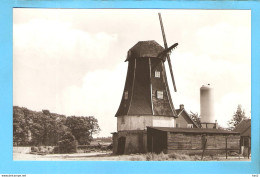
147,127,240,155
175,104,199,128
233,119,251,156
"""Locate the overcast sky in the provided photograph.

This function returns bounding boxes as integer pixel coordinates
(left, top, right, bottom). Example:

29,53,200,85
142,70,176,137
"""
13,9,251,137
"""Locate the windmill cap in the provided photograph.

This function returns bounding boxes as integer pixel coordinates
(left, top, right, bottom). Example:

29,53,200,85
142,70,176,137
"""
125,40,166,62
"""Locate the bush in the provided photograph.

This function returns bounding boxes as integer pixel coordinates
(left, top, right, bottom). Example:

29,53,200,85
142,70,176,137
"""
228,151,239,156
45,146,54,154
31,146,56,154
193,155,201,161
31,146,39,152
146,152,169,161
168,152,191,160
58,132,78,153
129,155,146,161
146,153,153,161
53,146,60,153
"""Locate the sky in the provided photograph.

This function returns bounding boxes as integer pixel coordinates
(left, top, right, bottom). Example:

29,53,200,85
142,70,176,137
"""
13,9,251,137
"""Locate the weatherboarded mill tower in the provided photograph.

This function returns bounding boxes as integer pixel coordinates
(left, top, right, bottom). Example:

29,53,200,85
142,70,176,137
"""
112,14,179,154
112,40,178,154
115,40,178,126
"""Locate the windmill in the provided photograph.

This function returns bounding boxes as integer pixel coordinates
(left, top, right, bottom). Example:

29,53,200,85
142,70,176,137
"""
113,13,179,155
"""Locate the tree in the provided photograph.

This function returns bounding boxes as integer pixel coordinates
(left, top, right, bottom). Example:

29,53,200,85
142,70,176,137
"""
13,107,67,146
51,116,70,146
228,104,248,130
13,106,30,146
13,106,100,146
88,116,101,139
58,132,77,153
65,116,100,145
189,111,202,128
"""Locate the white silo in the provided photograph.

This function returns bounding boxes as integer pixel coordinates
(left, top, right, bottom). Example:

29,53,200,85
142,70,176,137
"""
200,84,215,123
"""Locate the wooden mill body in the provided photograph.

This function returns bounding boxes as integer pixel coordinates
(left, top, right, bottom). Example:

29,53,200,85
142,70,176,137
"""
115,40,178,131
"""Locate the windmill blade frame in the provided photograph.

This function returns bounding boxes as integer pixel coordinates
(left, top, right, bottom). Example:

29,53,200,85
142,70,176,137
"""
158,13,177,92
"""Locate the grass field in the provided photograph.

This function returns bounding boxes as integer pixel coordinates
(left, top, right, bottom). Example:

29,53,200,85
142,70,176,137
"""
13,152,250,161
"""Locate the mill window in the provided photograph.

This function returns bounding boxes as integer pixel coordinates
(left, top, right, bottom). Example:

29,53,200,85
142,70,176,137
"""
156,91,163,99
176,123,181,128
155,70,160,78
124,91,128,100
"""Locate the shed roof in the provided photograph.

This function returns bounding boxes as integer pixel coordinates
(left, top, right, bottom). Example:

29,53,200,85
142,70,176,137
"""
148,127,239,134
125,40,166,62
233,119,251,137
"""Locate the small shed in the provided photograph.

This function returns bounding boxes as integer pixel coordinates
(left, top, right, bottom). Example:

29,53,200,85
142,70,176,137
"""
147,127,240,155
233,119,251,155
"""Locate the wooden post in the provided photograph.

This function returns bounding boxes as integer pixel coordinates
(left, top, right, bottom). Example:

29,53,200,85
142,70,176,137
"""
226,137,228,159
151,135,154,159
248,137,251,159
151,135,153,152
201,138,207,160
166,132,170,154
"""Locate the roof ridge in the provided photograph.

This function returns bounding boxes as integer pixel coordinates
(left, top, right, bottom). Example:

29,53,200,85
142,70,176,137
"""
233,119,251,132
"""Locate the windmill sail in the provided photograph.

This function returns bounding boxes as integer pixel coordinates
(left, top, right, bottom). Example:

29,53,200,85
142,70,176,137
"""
158,13,177,92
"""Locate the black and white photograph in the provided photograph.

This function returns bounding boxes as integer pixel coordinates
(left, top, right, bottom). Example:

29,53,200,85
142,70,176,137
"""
13,9,251,161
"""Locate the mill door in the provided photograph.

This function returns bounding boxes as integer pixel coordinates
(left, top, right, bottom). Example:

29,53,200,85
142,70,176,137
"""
117,137,126,155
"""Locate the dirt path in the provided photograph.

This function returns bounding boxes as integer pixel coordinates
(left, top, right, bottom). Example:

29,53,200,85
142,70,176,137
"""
13,152,115,161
